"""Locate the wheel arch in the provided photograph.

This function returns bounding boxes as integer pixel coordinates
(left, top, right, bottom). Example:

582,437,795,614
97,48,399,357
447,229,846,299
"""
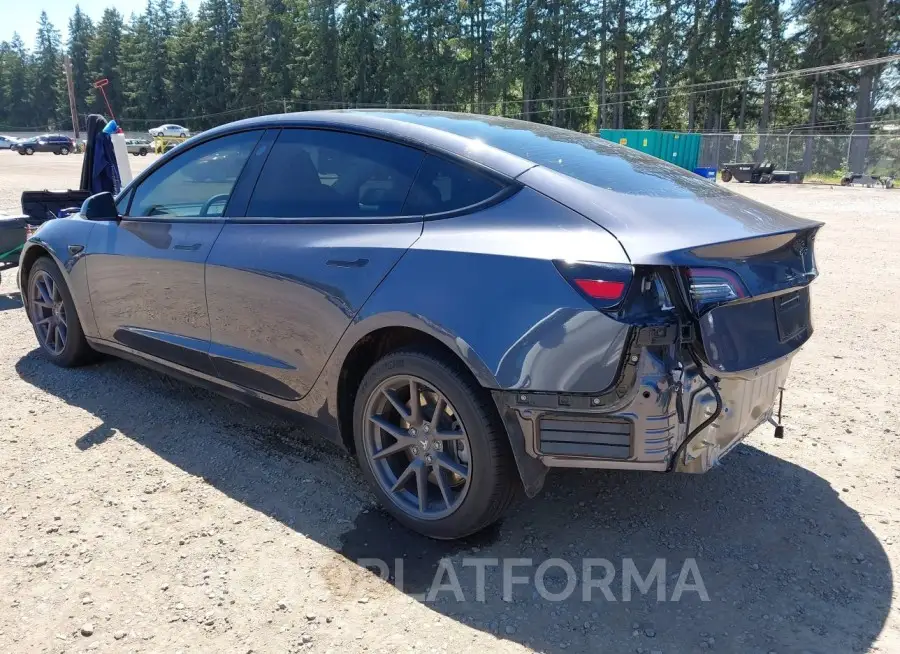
18,242,56,301
330,317,549,498
333,316,498,456
18,233,99,338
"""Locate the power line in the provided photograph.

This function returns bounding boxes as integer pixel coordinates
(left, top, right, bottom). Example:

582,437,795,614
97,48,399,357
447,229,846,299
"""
464,53,900,106
96,53,900,125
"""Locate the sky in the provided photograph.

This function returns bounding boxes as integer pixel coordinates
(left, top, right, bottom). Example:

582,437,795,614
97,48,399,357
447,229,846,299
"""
2,0,203,48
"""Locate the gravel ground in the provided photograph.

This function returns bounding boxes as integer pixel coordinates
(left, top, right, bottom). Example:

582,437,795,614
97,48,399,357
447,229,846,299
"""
1,151,899,654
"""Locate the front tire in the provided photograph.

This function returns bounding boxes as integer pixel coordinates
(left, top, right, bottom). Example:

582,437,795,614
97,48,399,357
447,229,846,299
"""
353,348,517,540
59,147,69,155
25,147,34,155
27,258,95,367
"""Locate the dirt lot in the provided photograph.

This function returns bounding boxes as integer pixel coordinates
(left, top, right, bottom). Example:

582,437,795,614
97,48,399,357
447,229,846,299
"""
1,150,899,654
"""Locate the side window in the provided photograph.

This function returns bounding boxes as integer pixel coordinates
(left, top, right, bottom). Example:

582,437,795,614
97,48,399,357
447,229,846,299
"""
403,155,505,215
245,129,424,218
128,130,261,218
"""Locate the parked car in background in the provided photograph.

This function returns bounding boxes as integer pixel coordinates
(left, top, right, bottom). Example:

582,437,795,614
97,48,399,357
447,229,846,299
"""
17,111,821,540
0,135,18,149
148,124,190,138
13,134,75,156
125,138,152,156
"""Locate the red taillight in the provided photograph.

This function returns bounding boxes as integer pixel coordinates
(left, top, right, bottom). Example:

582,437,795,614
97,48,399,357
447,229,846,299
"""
685,267,747,311
554,260,633,309
573,279,627,300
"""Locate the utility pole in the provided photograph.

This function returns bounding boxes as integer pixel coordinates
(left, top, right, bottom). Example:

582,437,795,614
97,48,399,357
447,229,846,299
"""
63,55,80,141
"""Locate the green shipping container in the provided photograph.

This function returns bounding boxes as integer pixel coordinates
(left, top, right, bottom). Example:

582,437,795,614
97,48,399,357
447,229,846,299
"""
598,129,701,171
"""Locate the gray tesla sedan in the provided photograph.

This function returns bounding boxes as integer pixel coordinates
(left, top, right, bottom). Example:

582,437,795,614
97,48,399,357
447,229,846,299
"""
18,111,821,539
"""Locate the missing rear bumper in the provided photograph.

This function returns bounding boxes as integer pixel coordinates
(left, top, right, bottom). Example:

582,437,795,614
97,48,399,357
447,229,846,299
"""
493,348,793,476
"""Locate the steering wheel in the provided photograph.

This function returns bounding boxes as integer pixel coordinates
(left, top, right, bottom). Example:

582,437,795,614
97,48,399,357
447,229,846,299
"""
199,194,231,217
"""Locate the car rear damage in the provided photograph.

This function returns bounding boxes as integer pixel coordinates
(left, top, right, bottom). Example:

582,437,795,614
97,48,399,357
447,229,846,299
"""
494,167,822,484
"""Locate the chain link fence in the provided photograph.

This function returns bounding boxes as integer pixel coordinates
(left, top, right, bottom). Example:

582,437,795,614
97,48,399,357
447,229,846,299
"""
699,132,900,179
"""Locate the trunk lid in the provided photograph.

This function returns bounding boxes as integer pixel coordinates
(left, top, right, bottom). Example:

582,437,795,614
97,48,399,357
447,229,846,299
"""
518,165,823,265
519,167,823,373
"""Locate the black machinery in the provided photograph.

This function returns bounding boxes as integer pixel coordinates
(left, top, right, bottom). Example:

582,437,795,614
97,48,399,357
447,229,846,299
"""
719,161,776,183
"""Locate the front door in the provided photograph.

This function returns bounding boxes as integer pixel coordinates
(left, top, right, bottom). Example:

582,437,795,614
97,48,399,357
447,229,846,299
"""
85,129,263,374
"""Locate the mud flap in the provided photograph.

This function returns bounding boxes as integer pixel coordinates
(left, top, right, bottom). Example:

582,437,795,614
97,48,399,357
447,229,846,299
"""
492,392,549,497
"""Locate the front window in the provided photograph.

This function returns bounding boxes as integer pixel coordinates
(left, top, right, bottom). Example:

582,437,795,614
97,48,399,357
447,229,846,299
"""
127,130,261,218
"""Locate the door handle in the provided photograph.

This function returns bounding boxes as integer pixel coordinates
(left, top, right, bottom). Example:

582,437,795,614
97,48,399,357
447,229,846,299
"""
326,258,369,268
68,244,84,255
174,242,201,251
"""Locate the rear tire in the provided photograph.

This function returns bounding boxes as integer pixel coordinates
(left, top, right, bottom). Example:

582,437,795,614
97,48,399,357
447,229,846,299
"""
139,148,148,156
25,147,34,155
353,348,518,540
26,257,96,368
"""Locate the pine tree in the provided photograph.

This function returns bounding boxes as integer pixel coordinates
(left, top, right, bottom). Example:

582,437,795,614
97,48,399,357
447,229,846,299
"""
0,35,32,128
86,9,125,117
193,0,239,122
32,12,63,129
305,0,340,103
340,0,379,105
378,0,411,106
167,2,199,119
67,6,96,120
232,0,268,108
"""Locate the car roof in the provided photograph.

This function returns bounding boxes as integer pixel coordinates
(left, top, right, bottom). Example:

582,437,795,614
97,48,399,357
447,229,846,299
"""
198,110,537,178
196,110,734,193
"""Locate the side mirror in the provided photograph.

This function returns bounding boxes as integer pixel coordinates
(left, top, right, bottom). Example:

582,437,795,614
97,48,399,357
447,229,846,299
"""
81,192,119,221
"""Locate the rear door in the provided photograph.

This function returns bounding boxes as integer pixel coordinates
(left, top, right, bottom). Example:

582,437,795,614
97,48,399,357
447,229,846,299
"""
204,128,426,400
85,129,263,373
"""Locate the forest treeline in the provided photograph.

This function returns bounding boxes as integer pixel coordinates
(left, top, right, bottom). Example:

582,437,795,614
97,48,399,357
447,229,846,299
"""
1,0,897,170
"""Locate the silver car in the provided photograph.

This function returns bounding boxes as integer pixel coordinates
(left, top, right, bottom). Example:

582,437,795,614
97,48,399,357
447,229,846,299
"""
125,138,152,156
148,124,190,138
17,111,821,539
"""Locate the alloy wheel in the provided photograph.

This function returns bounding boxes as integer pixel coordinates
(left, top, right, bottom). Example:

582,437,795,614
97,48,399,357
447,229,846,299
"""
363,375,472,520
29,270,68,355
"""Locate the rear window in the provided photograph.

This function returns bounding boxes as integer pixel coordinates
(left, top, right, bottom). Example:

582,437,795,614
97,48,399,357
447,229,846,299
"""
246,129,424,219
403,155,504,215
367,112,724,199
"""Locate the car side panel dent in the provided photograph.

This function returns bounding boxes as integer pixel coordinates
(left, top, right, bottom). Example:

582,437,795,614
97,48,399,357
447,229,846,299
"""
300,188,632,428
356,189,631,393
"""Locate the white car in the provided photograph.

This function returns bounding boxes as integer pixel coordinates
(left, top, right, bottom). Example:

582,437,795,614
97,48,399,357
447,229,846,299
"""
0,135,18,149
148,124,190,138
